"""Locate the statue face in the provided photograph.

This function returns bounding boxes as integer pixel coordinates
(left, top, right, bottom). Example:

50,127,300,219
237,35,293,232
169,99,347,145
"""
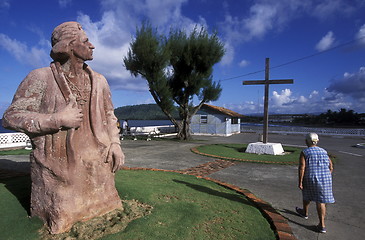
71,30,95,61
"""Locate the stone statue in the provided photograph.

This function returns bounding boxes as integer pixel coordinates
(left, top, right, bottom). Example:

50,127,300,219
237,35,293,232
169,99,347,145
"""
2,22,125,234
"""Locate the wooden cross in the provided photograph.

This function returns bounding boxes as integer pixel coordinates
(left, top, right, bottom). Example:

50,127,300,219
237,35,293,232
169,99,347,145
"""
243,58,294,144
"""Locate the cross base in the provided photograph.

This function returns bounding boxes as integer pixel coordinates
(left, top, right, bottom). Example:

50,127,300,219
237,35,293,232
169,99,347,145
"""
245,142,285,155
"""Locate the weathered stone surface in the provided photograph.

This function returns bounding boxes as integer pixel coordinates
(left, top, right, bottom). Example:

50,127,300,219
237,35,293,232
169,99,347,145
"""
2,22,125,234
245,142,285,155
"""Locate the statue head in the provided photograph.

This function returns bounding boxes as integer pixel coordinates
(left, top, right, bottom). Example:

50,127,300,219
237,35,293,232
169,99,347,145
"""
50,21,94,62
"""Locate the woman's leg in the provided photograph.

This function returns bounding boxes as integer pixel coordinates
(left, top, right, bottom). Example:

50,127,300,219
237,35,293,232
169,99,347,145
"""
316,202,326,227
303,200,310,216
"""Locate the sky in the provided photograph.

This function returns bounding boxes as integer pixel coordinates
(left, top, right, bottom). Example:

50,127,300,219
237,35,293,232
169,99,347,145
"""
1,0,365,116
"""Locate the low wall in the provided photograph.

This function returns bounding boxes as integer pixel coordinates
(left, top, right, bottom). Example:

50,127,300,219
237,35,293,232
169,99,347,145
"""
128,125,176,135
0,132,30,149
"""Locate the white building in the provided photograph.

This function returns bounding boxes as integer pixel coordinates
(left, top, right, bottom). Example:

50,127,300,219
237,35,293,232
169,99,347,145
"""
191,104,244,136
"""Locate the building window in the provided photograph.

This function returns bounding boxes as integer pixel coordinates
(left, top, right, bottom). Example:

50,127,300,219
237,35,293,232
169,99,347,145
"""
200,115,208,124
232,117,239,124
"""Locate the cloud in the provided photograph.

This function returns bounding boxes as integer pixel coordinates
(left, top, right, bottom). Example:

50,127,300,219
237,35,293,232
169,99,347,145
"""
220,1,308,43
356,24,365,46
224,86,365,115
0,0,10,10
58,0,72,8
217,1,309,66
311,0,357,20
220,42,234,66
77,13,147,91
272,88,295,106
244,3,277,39
0,0,209,93
143,0,188,27
269,88,360,113
223,101,258,114
76,0,211,91
27,25,52,48
327,67,365,102
321,89,353,109
100,0,200,34
217,0,364,66
0,33,50,68
315,31,335,51
238,60,249,68
309,90,319,99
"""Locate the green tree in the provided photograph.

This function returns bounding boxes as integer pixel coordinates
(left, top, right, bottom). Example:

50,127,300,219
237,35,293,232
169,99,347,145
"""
124,23,224,140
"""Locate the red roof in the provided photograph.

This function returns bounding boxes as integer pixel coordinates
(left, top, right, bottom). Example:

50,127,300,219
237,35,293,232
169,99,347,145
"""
201,104,245,118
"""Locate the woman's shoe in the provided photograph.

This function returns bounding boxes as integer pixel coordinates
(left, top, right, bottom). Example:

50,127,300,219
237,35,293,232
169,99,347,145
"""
317,225,327,233
295,207,308,219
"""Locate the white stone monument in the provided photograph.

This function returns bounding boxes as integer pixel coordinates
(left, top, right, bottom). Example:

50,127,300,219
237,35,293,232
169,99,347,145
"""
246,142,285,155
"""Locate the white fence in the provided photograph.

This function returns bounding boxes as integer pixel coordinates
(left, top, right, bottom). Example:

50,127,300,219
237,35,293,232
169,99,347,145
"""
0,132,31,149
128,125,176,135
122,125,177,140
241,124,365,136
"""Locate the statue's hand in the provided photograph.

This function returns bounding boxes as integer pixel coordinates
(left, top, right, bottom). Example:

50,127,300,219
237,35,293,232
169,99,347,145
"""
106,143,125,173
55,97,83,129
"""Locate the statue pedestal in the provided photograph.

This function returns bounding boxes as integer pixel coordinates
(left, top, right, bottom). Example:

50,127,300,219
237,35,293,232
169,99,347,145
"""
245,142,284,155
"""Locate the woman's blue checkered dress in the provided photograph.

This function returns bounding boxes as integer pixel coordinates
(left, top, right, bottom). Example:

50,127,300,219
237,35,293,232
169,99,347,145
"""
302,146,335,203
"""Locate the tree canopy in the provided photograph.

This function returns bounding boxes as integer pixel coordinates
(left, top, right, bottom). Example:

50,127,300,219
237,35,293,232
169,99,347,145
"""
293,108,364,126
124,23,225,140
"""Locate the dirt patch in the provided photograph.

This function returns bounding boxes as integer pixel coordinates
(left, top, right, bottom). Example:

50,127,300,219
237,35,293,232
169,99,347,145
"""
39,199,153,240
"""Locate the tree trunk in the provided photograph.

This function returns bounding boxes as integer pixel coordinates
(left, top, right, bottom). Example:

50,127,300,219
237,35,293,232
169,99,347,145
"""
177,117,191,140
176,100,206,140
176,103,192,140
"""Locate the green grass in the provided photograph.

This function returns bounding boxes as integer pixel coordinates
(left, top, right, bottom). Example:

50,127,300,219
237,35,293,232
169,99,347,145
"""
0,176,42,240
194,144,302,164
0,170,276,240
0,149,31,155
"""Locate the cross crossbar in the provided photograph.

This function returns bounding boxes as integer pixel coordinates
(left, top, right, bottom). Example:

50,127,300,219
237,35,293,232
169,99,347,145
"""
243,79,293,85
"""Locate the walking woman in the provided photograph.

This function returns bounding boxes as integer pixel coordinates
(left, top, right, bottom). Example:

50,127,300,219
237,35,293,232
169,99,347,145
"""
296,133,335,233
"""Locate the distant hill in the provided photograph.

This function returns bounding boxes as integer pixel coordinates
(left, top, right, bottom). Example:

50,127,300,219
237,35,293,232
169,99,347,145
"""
114,104,180,120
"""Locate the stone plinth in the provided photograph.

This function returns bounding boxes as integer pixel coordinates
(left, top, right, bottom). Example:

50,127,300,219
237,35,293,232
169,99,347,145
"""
245,142,284,155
